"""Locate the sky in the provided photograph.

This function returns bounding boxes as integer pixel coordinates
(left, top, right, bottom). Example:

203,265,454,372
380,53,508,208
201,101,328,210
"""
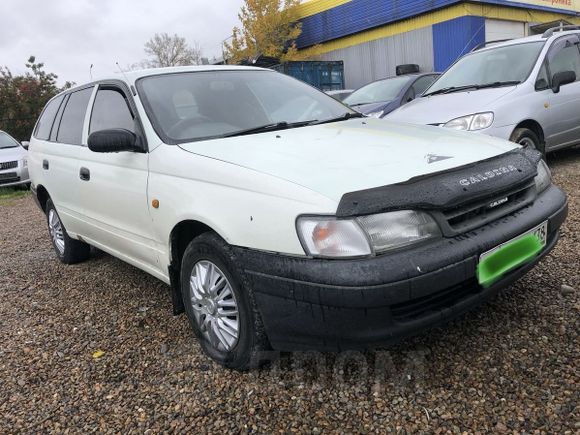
0,0,244,85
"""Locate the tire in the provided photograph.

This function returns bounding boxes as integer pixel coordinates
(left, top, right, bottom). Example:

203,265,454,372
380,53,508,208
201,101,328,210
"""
180,232,270,370
46,199,90,264
510,128,545,156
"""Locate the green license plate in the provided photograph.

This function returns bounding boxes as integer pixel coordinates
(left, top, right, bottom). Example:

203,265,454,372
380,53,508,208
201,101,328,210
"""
477,221,548,288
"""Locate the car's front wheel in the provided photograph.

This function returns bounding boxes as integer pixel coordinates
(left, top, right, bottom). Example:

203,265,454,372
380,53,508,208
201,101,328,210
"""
510,127,544,155
46,199,90,264
180,233,269,370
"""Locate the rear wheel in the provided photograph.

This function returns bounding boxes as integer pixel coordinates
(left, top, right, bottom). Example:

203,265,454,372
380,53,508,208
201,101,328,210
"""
180,232,269,370
510,127,544,155
46,199,90,264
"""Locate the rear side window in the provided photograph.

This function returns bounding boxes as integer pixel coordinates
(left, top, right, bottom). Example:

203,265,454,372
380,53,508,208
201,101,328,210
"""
35,95,64,140
56,88,93,145
89,88,135,134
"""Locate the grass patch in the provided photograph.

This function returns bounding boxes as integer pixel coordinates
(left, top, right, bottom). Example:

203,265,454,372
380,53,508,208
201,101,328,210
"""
0,187,30,202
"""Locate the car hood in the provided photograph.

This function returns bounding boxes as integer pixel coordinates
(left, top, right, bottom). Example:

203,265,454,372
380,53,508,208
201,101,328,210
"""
387,86,517,125
178,118,519,202
0,146,26,162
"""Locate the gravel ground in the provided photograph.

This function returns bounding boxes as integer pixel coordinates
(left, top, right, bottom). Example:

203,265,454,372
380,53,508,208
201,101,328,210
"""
1,149,579,434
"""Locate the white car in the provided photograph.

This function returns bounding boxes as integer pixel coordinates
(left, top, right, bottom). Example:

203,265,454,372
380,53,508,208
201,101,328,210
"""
0,130,29,188
29,66,567,369
387,27,580,155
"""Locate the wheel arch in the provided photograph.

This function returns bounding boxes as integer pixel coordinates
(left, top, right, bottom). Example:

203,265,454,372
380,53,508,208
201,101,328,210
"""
35,184,50,212
168,219,220,315
512,119,545,153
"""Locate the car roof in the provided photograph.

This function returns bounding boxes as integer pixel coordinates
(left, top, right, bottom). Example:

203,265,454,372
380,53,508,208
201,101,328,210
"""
61,65,270,95
475,30,580,52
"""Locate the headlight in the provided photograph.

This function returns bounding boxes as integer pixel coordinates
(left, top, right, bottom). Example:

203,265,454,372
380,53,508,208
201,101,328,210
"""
296,211,441,258
357,211,441,252
366,110,384,119
296,217,371,258
22,159,28,168
535,160,551,193
444,112,494,131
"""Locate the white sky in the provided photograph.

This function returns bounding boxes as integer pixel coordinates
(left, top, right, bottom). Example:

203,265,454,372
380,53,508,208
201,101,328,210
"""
0,0,244,85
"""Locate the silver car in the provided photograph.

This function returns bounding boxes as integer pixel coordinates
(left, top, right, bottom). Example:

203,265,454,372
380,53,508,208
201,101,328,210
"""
0,130,30,188
387,27,580,155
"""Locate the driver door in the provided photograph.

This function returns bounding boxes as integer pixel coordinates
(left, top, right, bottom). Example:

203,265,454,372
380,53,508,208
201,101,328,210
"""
544,35,580,150
76,83,158,271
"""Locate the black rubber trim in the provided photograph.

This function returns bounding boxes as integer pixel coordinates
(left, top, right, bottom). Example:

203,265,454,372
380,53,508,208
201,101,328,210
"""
336,148,542,217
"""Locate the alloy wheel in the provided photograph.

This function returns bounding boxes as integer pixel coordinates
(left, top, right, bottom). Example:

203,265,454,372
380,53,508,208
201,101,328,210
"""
189,260,240,351
48,209,65,255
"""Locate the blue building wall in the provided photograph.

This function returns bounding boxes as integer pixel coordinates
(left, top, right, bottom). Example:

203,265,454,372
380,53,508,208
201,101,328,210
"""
297,0,460,48
432,16,485,71
297,0,578,49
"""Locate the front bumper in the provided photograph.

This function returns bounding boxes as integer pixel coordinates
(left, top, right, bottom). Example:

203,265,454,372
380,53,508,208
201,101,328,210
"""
234,185,567,351
0,163,29,188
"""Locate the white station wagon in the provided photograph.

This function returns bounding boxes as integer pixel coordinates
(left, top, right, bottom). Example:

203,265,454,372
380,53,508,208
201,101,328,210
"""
29,66,567,369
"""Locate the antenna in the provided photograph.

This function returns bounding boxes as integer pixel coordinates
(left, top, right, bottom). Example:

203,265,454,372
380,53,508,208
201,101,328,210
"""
89,64,93,80
115,61,130,83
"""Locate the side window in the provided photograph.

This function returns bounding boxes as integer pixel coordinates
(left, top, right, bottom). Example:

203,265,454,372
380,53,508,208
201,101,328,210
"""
89,88,135,134
413,75,438,96
547,36,580,82
56,87,93,145
404,76,438,104
34,95,64,140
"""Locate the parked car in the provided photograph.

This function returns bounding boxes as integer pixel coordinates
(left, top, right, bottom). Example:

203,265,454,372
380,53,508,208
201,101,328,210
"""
29,66,567,369
387,28,580,154
343,73,440,118
325,89,353,101
0,130,30,188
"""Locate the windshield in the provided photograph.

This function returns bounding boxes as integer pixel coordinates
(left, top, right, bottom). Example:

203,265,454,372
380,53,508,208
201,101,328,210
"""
0,131,20,149
137,70,354,143
344,76,412,106
426,41,545,95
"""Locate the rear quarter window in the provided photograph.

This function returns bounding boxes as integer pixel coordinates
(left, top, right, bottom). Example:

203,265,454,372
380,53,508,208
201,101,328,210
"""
34,95,65,140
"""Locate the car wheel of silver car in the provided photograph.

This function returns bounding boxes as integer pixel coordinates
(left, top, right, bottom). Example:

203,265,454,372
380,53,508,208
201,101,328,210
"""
45,199,90,264
180,232,270,370
510,127,544,156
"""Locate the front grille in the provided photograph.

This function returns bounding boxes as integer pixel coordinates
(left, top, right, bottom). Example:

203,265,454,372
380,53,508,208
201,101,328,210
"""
391,279,479,322
0,161,18,170
0,172,19,184
432,182,536,236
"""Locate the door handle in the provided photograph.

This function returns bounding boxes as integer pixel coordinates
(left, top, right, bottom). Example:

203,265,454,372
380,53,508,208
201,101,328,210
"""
79,167,90,181
42,159,49,170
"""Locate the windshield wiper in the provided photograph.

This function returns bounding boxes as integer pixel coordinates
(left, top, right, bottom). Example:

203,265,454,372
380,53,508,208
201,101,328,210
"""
221,120,317,138
313,112,364,125
425,80,521,97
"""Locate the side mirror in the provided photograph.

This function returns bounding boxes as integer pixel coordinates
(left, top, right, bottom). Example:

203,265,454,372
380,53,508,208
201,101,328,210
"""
552,71,576,93
88,129,141,153
21,141,30,150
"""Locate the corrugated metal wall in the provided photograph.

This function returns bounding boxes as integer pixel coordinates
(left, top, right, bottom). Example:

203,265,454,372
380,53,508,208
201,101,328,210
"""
319,26,435,89
432,16,485,72
297,0,579,49
297,0,459,48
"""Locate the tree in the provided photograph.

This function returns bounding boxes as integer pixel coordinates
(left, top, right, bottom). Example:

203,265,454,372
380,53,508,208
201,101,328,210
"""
143,33,203,67
0,56,72,141
224,0,304,64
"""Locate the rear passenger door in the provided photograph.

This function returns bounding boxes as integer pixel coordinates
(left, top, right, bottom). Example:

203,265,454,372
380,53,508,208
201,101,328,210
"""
30,87,93,236
76,83,157,271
